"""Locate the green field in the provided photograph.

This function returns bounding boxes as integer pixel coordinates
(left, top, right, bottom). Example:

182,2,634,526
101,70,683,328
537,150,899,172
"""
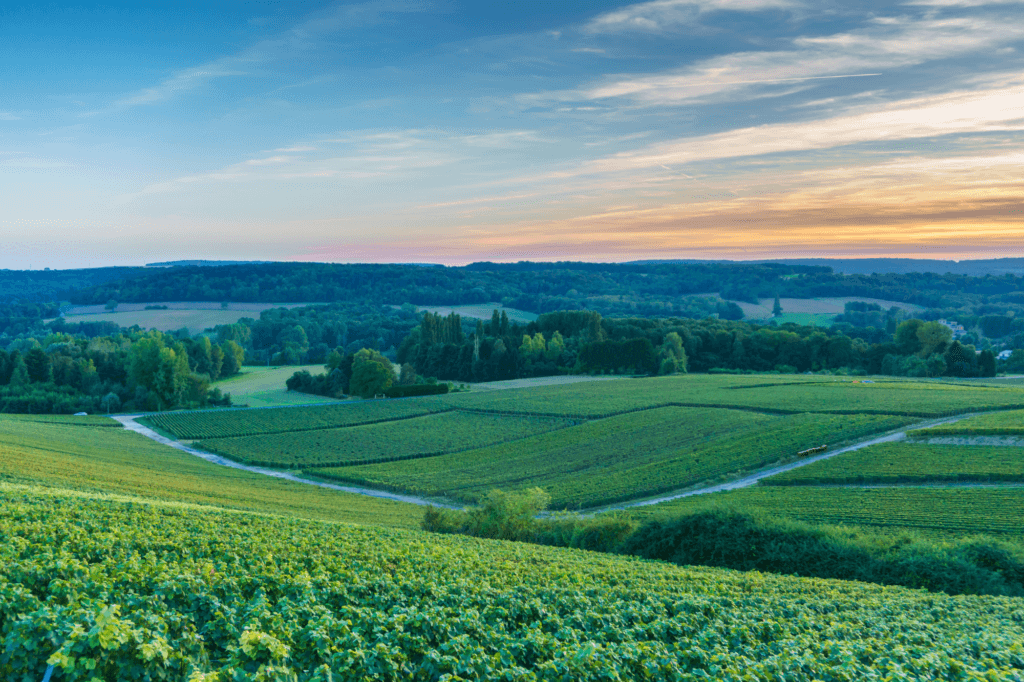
914,409,1024,436
406,302,538,323
209,365,348,408
146,397,450,439
58,301,319,334
3,487,1023,681
764,442,1024,486
315,409,914,508
198,411,575,468
0,415,421,528
629,486,1024,539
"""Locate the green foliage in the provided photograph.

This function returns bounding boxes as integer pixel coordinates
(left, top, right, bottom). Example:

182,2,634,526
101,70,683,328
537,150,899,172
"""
201,412,572,469
383,383,448,398
348,348,395,398
6,489,1024,680
632,486,1024,540
623,508,1024,597
765,442,1024,485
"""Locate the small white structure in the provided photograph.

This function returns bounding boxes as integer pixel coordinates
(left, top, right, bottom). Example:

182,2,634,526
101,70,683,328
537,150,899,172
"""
998,350,1014,360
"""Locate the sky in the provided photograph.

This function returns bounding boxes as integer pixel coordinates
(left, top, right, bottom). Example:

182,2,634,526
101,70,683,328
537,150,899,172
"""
1,0,1023,269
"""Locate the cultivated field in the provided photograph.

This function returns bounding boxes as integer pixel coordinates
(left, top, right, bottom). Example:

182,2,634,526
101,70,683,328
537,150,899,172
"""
630,486,1024,539
321,409,914,508
913,409,1024,436
3,487,1022,680
56,301,319,333
734,296,925,321
764,441,1024,486
198,412,575,468
0,415,420,528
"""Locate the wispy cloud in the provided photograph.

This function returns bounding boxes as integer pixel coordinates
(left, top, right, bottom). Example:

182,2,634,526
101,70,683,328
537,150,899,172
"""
532,14,1024,108
586,0,798,34
0,112,21,121
579,83,1024,173
103,0,428,111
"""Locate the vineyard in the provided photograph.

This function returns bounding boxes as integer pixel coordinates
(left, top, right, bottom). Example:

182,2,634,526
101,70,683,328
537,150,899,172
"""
314,409,915,508
630,486,1024,539
0,416,421,528
3,488,1024,681
913,409,1024,436
764,442,1024,486
145,398,450,439
197,412,575,468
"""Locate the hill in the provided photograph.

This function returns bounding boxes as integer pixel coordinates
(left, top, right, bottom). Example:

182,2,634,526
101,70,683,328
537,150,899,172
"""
3,484,1023,680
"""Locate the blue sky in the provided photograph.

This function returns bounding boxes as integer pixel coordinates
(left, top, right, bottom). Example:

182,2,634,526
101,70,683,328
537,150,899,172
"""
2,0,1023,268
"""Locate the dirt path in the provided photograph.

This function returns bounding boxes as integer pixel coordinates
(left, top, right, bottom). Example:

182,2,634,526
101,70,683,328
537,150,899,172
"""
114,410,988,515
112,415,461,509
589,412,982,513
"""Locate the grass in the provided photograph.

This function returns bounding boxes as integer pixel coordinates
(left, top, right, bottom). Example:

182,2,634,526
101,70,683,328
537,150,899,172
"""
0,415,422,528
628,486,1024,540
211,365,346,408
764,442,1024,486
198,411,576,468
407,302,538,323
316,408,914,508
734,296,924,320
57,301,320,333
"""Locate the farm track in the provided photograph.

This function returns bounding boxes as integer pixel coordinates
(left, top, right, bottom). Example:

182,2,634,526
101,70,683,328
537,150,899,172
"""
112,415,461,509
113,409,1009,514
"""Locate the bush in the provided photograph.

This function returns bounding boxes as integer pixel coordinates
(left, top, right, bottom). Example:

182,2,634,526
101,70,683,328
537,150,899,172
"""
384,383,450,398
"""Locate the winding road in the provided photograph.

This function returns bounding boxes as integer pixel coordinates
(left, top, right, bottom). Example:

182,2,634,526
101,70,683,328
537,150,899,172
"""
113,410,982,513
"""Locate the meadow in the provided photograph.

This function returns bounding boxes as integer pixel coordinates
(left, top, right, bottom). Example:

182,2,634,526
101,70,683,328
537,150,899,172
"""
0,416,421,528
629,486,1024,539
3,486,1023,681
764,441,1024,486
198,411,575,468
58,301,318,333
207,365,346,408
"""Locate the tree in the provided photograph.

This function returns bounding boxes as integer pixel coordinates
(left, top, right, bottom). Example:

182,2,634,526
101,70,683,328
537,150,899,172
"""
895,319,925,355
24,348,52,383
101,392,121,414
979,349,997,377
349,348,396,398
916,321,952,358
220,340,245,377
772,294,783,317
545,331,565,361
105,299,119,311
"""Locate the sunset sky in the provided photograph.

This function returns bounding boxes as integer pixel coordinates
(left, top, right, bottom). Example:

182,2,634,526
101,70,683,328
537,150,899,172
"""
2,0,1023,269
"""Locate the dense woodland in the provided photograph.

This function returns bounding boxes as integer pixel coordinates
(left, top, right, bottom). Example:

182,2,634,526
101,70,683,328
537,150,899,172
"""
1,261,1022,412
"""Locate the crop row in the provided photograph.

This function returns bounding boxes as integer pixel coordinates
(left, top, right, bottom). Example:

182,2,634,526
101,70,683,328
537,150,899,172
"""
314,409,915,508
144,398,451,439
630,486,1024,539
764,442,1024,486
0,415,422,529
3,489,1024,681
913,409,1024,437
198,412,576,468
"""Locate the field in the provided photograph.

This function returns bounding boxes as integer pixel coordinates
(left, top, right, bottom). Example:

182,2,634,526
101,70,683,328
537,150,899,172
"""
629,486,1024,539
209,365,346,408
764,442,1024,486
0,415,421,528
734,296,925,321
913,409,1024,436
314,409,915,508
3,487,1023,681
400,302,538,323
56,301,319,334
198,412,575,468
146,397,450,439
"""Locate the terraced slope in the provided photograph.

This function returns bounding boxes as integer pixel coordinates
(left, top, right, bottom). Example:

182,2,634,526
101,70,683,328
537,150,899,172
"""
3,487,1023,681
